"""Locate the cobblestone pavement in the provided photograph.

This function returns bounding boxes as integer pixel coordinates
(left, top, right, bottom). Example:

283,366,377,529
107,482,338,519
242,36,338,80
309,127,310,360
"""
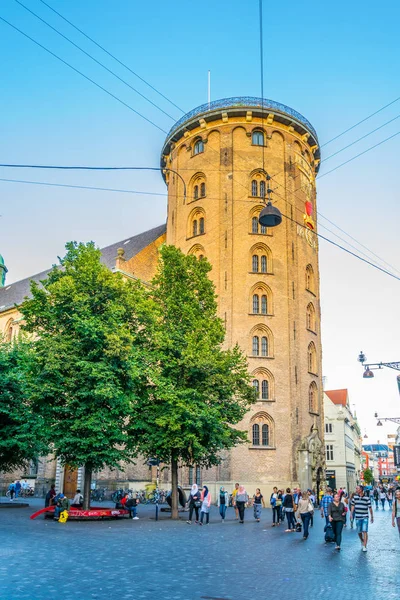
0,498,398,600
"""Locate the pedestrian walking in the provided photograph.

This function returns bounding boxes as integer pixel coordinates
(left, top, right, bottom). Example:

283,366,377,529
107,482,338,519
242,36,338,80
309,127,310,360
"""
307,489,315,527
218,486,229,522
232,483,240,520
320,488,334,527
328,493,346,550
199,485,212,525
351,485,374,552
253,488,265,522
373,487,379,510
349,492,355,528
379,487,387,510
282,487,296,532
296,491,313,540
8,482,15,502
14,480,21,499
391,489,400,538
278,490,285,522
270,486,281,526
387,488,393,510
234,485,248,523
186,483,201,524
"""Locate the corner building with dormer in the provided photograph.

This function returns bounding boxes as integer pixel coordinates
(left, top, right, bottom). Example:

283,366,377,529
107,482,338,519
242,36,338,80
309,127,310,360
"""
161,97,326,495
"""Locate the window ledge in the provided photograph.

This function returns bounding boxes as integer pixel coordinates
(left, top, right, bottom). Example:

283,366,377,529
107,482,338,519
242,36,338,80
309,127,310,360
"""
249,355,274,360
188,196,206,204
255,398,276,403
186,233,206,241
308,371,318,377
306,328,317,335
248,313,274,317
249,271,274,276
309,411,320,416
249,232,273,237
306,288,317,297
249,446,276,450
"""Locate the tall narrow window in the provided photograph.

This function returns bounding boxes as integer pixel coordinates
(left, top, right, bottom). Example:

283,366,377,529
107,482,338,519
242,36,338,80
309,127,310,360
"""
252,255,259,272
262,424,269,446
199,217,205,234
193,139,204,155
261,295,267,314
252,379,260,397
308,343,317,374
195,465,201,484
260,223,267,234
200,182,206,197
261,336,268,357
194,185,199,200
252,294,259,314
251,180,258,197
188,466,193,485
309,382,318,413
252,336,259,356
260,180,266,199
252,423,260,445
193,220,198,237
261,380,269,400
260,255,267,273
252,216,259,233
252,131,264,146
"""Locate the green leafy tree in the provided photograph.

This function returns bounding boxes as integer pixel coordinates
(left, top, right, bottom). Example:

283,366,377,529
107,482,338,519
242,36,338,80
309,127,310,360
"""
21,242,147,508
0,337,46,472
363,467,374,485
129,245,254,519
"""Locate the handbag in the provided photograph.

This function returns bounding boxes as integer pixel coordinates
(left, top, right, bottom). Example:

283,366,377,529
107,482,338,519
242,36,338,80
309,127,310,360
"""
295,522,302,532
307,501,314,513
194,500,201,508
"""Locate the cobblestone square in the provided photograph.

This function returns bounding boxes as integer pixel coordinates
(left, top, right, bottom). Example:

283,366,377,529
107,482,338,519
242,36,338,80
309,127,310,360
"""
0,498,398,600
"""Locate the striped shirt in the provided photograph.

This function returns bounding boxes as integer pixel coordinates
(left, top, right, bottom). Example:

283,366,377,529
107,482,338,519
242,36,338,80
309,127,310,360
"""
321,494,333,515
351,494,371,519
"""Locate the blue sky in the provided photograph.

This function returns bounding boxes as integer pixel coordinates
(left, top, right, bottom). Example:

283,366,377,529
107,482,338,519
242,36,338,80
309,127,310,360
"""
1,0,400,440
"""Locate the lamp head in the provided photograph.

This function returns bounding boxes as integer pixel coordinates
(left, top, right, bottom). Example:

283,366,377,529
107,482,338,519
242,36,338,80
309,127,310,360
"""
363,368,374,379
258,202,282,228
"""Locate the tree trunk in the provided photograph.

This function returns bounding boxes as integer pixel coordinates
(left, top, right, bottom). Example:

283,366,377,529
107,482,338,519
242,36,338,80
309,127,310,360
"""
171,456,179,519
82,465,92,510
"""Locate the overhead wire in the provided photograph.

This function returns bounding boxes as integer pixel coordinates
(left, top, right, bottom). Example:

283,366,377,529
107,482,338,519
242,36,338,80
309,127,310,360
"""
13,0,176,121
0,16,168,134
38,0,185,114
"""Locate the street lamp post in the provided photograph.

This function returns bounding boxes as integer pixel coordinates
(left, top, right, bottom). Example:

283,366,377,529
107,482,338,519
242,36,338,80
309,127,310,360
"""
358,352,400,428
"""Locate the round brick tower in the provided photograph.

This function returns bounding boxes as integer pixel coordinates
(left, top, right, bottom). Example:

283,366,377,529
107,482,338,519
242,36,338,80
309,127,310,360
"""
161,97,325,493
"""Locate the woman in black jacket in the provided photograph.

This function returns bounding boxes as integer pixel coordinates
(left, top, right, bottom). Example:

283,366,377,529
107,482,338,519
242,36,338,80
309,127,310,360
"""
282,488,296,532
186,484,201,524
328,493,346,550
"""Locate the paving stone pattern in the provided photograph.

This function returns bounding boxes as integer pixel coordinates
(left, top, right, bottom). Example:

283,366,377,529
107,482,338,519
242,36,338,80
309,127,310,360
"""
0,498,398,600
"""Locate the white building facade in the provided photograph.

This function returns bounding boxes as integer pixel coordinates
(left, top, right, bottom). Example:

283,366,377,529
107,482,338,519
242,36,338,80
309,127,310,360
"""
323,389,362,493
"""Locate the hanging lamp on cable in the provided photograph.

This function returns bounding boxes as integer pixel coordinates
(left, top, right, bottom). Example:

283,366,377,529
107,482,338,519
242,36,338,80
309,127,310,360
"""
258,174,282,228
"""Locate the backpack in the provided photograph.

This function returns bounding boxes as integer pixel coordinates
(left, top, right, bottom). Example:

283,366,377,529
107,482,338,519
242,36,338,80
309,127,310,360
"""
270,495,276,507
324,524,335,543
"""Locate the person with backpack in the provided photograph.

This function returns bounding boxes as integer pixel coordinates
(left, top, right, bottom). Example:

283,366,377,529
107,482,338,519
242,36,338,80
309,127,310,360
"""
282,487,296,532
270,486,281,526
320,488,333,527
186,483,202,524
296,491,313,540
328,493,347,550
54,494,70,521
234,485,248,523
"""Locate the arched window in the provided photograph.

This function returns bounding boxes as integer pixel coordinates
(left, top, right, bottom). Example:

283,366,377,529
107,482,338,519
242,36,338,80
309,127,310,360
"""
252,180,258,197
252,336,259,356
262,424,269,446
252,379,260,398
252,255,259,272
260,255,267,273
193,138,204,155
252,295,259,314
261,336,268,357
260,223,267,234
189,208,206,239
252,424,260,445
309,382,318,414
261,295,267,314
252,130,264,146
199,217,205,234
251,367,274,401
306,303,316,332
261,380,269,400
260,180,266,199
251,412,274,447
308,342,317,374
306,264,315,293
200,182,206,198
193,220,198,237
252,216,259,233
5,320,14,343
194,185,199,200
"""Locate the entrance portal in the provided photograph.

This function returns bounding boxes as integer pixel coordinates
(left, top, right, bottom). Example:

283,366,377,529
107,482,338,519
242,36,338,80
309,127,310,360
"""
63,466,78,497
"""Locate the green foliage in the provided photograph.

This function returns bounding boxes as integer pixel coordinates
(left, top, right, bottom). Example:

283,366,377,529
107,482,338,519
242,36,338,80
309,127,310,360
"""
363,467,374,485
129,245,254,468
0,337,46,471
21,241,146,472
